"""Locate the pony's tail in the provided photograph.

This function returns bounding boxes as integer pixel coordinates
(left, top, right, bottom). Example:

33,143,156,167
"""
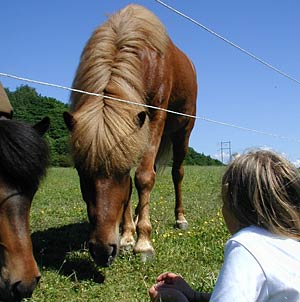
155,135,173,171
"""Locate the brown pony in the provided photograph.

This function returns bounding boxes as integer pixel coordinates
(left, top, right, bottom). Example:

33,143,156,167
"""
0,117,49,301
64,4,197,267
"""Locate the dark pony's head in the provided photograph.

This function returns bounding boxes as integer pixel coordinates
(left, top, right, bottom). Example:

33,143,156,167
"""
0,117,49,302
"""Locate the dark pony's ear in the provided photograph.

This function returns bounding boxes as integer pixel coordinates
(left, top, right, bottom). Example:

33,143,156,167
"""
63,111,76,131
33,116,50,136
135,111,147,128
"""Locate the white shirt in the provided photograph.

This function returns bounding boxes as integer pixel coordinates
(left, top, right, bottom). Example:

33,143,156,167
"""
210,226,300,302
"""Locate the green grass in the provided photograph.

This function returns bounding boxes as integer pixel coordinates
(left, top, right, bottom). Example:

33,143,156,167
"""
27,166,229,302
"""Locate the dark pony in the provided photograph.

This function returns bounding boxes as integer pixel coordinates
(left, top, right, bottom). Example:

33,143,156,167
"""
64,4,197,267
0,117,49,301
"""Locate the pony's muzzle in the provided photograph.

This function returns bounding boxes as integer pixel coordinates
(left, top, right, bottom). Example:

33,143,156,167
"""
89,241,118,267
0,275,41,302
8,275,40,302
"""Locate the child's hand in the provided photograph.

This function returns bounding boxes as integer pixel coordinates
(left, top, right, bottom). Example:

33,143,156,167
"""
149,285,188,302
149,272,195,302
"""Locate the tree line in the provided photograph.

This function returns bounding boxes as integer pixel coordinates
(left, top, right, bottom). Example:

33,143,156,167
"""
5,85,222,167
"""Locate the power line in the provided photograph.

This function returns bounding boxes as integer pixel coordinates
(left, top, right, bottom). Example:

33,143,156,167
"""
154,0,300,86
1,71,300,144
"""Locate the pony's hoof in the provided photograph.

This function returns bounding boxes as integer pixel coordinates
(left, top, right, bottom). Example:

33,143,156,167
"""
134,241,155,262
140,250,155,263
120,237,135,253
175,220,189,230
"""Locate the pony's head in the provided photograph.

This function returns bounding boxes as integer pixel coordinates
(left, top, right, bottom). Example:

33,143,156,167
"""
64,108,148,266
0,117,50,301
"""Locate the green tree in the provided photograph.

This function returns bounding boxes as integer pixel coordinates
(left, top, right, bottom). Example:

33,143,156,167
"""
184,147,223,166
6,85,71,167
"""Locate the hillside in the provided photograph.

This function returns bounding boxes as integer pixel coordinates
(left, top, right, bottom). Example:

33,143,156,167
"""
5,85,222,166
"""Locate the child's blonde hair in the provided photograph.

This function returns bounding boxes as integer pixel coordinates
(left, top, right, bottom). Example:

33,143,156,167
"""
222,149,300,239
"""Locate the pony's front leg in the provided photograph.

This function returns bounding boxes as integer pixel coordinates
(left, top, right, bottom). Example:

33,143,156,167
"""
172,163,188,230
120,198,136,252
134,167,156,262
133,112,166,262
133,106,167,261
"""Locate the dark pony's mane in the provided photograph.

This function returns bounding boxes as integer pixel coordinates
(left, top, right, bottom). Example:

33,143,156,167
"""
0,119,49,193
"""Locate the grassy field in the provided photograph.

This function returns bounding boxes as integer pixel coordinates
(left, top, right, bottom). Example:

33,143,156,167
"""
27,166,229,302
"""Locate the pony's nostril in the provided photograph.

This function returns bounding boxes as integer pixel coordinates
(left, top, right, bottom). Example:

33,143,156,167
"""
110,244,117,258
12,278,38,300
36,275,41,285
12,280,21,292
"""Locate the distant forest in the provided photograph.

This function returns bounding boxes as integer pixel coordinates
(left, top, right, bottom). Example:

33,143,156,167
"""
5,85,223,167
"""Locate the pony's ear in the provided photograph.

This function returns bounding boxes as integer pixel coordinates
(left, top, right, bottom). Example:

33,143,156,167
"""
63,111,76,131
33,116,50,136
135,111,147,128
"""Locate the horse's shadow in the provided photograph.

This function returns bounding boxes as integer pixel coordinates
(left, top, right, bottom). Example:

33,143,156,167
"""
31,222,105,283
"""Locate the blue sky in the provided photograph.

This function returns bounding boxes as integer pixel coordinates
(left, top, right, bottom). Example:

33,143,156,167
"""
1,1,300,164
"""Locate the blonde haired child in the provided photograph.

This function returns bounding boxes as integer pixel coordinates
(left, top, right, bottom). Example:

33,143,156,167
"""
149,149,300,301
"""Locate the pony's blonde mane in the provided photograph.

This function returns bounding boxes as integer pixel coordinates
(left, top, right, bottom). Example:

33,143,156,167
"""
69,5,168,175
